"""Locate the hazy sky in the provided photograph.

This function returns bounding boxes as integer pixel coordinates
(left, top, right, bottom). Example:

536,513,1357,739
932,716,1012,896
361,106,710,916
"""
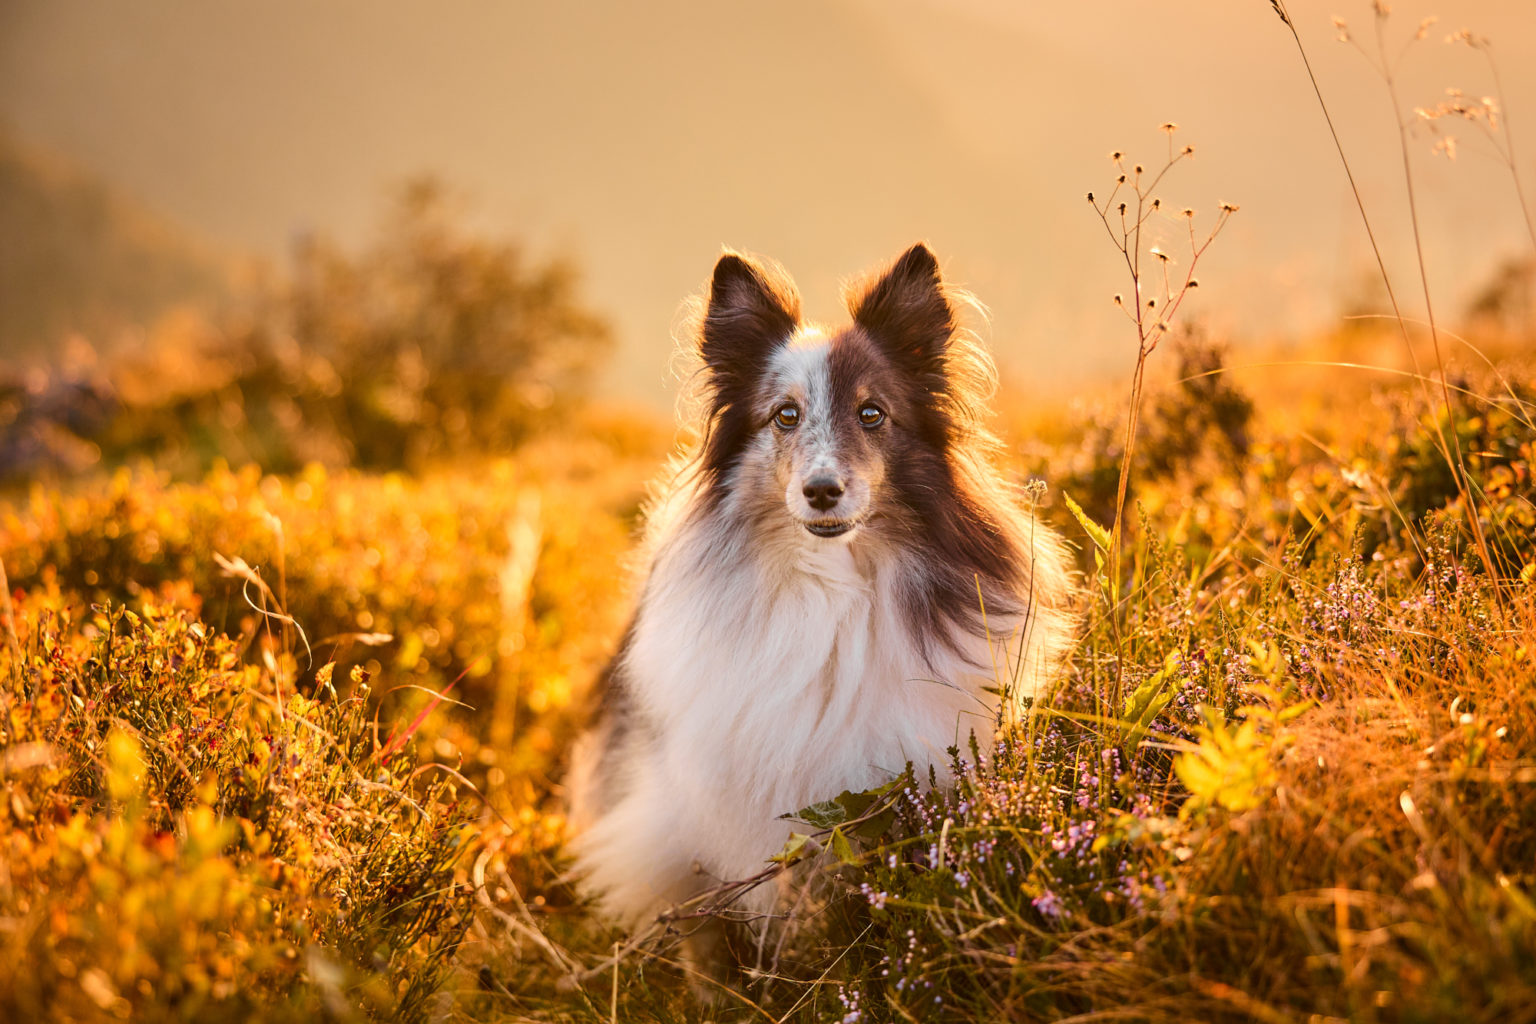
2,0,1532,402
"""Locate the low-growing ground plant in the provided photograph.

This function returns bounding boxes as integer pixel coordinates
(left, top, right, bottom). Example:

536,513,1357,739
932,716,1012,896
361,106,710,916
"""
0,441,655,795
0,580,477,1021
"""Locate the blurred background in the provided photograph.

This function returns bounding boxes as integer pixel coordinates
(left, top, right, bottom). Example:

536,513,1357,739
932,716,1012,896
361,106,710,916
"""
1,0,1532,478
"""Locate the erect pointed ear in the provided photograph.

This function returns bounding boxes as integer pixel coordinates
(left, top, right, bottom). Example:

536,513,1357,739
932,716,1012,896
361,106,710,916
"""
700,250,802,382
849,243,955,374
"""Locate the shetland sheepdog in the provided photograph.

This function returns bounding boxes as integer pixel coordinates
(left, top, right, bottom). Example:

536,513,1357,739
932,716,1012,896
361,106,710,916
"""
567,243,1077,931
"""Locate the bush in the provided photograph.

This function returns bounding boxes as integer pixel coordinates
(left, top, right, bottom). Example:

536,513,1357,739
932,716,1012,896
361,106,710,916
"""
0,453,645,797
0,584,476,1022
285,180,612,469
0,180,613,481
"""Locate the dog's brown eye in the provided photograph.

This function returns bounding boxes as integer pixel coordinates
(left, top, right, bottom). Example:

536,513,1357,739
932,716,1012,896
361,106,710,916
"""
773,404,800,429
858,403,885,427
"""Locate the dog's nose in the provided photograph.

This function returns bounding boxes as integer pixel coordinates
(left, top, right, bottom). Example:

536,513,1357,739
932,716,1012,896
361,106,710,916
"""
803,474,844,511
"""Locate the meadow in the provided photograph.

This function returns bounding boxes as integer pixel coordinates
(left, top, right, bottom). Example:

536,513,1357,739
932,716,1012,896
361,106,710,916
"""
4,316,1533,1022
3,6,1536,1022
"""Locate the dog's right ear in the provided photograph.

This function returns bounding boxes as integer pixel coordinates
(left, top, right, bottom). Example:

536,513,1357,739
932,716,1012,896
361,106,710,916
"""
701,251,802,381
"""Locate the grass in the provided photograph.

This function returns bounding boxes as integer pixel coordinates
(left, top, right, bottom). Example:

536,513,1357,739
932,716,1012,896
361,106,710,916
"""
2,343,1532,1021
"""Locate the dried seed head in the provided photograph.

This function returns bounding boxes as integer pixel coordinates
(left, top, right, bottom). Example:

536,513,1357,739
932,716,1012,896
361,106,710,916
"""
1372,0,1390,19
1415,16,1436,40
1117,174,1127,184
1111,150,1124,162
1113,294,1123,306
1188,279,1200,289
1182,145,1195,156
1134,164,1144,175
1181,207,1196,219
1118,202,1127,215
1219,201,1240,213
1086,191,1095,202
1160,122,1179,134
1151,197,1161,209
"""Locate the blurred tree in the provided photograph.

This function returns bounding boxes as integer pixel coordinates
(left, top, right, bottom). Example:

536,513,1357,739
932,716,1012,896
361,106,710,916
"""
0,130,231,361
0,179,614,480
1139,330,1254,483
288,178,612,468
1464,255,1534,335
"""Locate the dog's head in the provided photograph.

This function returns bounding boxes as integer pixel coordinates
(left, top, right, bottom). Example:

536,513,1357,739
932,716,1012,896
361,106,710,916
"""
695,243,979,542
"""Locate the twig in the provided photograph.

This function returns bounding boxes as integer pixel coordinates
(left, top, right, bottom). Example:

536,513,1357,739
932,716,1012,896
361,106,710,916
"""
472,846,590,998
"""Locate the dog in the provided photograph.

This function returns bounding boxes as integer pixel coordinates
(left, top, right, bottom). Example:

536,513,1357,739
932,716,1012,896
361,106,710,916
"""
567,242,1077,936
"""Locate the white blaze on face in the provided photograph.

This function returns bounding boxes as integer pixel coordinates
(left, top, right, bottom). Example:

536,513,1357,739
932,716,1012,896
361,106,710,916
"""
766,328,873,531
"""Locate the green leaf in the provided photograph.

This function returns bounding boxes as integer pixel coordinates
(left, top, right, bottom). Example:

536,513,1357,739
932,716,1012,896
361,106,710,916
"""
834,789,875,821
1063,491,1112,553
787,799,846,829
852,808,897,841
1278,700,1314,725
1175,706,1280,817
770,832,812,865
1121,651,1183,751
830,827,859,866
785,771,910,837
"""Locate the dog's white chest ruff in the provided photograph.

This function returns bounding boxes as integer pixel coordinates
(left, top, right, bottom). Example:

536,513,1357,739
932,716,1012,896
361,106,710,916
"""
575,531,1000,922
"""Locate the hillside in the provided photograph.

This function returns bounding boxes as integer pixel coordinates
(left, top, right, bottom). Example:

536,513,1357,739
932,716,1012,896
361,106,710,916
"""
0,130,234,360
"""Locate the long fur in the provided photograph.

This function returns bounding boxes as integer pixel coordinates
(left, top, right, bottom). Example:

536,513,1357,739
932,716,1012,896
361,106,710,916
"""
567,243,1078,926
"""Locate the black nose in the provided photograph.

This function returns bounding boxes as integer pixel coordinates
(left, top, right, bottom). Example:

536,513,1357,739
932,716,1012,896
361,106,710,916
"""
803,474,844,511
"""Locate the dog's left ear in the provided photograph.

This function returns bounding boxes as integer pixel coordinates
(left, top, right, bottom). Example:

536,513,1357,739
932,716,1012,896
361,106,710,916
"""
849,243,955,375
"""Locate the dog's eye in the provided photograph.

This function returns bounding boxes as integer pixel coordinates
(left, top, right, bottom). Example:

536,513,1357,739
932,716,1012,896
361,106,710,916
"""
773,404,800,430
858,403,886,428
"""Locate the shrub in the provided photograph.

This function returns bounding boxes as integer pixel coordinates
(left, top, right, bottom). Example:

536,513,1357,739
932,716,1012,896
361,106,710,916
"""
0,453,647,802
0,583,477,1022
0,180,613,481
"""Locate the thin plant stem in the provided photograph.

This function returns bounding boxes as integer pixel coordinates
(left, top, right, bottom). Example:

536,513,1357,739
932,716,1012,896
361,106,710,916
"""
1373,15,1501,586
1270,0,1501,586
1087,128,1233,708
1477,44,1536,251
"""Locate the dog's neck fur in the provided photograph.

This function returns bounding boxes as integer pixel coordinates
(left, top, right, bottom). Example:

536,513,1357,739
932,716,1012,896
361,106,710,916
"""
599,483,1011,911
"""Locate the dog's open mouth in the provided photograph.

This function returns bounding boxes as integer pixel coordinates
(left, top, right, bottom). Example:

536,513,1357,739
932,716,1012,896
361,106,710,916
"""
804,519,856,538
